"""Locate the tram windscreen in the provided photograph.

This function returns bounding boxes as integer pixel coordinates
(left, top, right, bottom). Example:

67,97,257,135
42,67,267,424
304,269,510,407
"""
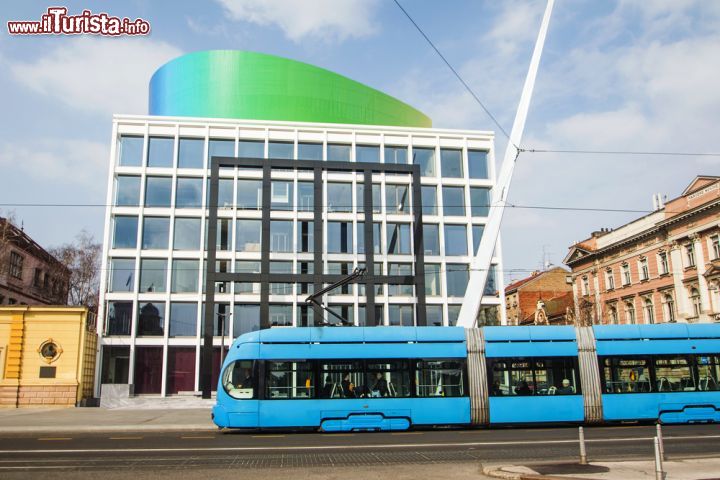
222,360,255,399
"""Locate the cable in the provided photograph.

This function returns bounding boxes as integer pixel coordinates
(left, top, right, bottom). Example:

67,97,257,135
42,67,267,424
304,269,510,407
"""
0,202,696,215
520,148,720,157
392,0,512,143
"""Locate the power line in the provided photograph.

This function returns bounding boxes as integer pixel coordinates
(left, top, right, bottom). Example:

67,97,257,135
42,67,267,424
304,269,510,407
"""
392,0,512,143
0,202,694,215
521,148,720,157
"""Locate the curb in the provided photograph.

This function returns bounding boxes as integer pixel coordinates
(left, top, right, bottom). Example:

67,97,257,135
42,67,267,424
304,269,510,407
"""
481,464,568,480
1,424,217,434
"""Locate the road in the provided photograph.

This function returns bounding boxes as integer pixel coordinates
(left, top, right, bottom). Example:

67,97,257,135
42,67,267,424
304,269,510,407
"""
0,424,717,478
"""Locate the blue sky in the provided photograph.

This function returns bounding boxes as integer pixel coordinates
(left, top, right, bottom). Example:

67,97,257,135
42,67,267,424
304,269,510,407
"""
1,0,718,284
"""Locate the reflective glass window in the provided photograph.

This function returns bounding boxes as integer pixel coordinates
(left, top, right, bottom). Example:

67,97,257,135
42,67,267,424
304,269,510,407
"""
269,304,293,326
147,137,174,167
654,357,694,392
101,345,130,383
171,259,199,293
237,179,262,210
444,225,467,256
137,302,165,336
319,361,363,398
112,216,137,249
388,263,413,296
471,187,490,216
446,263,469,297
441,149,463,178
357,222,381,255
236,219,262,252
443,186,465,216
488,357,580,396
208,139,235,159
696,355,720,391
327,144,351,162
297,221,313,253
169,302,197,337
176,177,203,208
472,225,484,254
484,265,498,296
268,141,293,159
327,222,353,253
234,262,261,295
270,221,293,253
118,135,143,166
115,176,140,206
425,264,441,296
298,143,322,160
271,181,293,211
106,301,132,336
144,176,172,207
422,186,437,216
423,224,440,256
142,217,169,249
412,147,435,177
233,304,260,337
426,305,443,326
173,217,201,250
385,146,407,165
385,184,409,213
238,140,264,158
139,258,166,293
366,361,411,397
389,305,414,326
468,150,489,179
109,258,135,292
178,138,204,168
298,182,314,211
328,183,352,212
356,145,380,163
386,223,411,254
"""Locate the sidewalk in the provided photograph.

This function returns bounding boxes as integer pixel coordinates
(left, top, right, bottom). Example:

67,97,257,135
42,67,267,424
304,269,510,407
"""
0,407,215,433
483,458,720,480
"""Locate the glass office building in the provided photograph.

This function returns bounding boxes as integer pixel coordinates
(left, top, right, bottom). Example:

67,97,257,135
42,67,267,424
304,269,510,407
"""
98,51,504,396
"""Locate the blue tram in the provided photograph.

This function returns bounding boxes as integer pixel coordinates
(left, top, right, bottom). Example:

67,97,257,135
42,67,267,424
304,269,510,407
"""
211,324,720,431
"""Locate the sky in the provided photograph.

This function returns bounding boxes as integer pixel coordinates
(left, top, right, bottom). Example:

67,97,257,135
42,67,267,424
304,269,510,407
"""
1,0,718,285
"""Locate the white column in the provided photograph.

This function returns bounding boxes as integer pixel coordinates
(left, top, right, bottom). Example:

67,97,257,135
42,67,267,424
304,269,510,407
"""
692,234,711,322
669,243,691,320
571,277,580,323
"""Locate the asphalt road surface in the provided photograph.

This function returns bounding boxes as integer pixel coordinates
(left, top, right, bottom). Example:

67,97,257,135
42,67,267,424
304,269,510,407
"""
0,423,717,477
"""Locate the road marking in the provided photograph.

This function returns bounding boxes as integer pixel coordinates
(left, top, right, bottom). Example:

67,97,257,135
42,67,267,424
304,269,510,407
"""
37,438,71,441
5,434,719,454
251,435,285,438
109,436,143,440
181,435,215,439
391,432,423,435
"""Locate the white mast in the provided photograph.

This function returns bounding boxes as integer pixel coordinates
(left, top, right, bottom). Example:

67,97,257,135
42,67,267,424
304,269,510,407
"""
456,0,555,328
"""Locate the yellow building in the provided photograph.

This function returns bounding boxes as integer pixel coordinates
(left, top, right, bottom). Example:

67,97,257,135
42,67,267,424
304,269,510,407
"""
0,306,96,408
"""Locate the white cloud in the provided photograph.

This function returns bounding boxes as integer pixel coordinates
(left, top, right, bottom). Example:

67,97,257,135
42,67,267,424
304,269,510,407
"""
215,0,379,41
0,139,108,192
8,37,182,116
485,0,545,56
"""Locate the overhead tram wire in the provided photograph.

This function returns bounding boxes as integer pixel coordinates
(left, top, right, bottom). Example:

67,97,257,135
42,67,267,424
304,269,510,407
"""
520,148,720,157
392,0,513,145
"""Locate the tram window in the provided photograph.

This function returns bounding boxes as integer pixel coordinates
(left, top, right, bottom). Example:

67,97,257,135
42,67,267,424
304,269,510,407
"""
488,357,580,396
533,358,580,395
416,360,466,397
365,361,411,398
654,356,694,392
319,362,364,399
266,362,314,399
602,357,653,393
222,360,255,399
696,355,720,391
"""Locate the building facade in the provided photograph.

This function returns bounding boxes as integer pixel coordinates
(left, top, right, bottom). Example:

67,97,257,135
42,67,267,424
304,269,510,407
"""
504,267,573,325
97,51,504,397
0,306,96,408
0,217,69,306
565,176,720,325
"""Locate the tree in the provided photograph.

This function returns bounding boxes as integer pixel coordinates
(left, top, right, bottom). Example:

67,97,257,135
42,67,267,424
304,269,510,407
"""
49,231,102,310
0,211,19,278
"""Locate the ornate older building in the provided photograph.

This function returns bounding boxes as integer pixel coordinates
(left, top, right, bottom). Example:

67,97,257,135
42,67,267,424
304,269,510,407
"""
504,266,574,325
0,217,70,306
565,175,720,325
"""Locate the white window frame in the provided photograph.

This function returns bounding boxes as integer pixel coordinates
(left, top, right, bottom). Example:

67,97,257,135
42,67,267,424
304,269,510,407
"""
658,251,669,275
685,243,696,267
621,263,631,286
711,234,720,260
605,269,615,291
639,258,649,281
